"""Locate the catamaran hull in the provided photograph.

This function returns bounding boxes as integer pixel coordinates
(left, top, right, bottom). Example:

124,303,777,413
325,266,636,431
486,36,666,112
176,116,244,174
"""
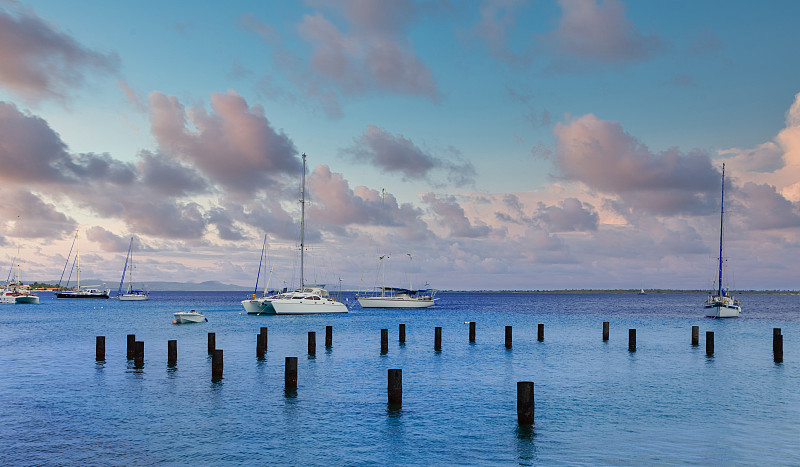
15,296,40,304
242,299,275,314
704,304,740,318
271,300,348,314
357,297,435,308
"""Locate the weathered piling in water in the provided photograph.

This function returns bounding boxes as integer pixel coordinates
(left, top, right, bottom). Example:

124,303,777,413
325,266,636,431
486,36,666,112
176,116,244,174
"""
628,329,636,352
134,341,144,367
381,329,388,353
692,326,699,346
212,349,223,380
168,340,177,364
603,322,609,341
517,381,535,425
505,326,512,348
399,324,406,343
126,334,135,359
388,369,402,406
95,336,105,361
537,324,544,342
434,327,442,351
260,327,268,351
256,334,265,359
208,332,216,354
285,356,298,389
326,326,333,347
308,332,316,356
469,322,476,342
774,328,783,363
706,331,714,356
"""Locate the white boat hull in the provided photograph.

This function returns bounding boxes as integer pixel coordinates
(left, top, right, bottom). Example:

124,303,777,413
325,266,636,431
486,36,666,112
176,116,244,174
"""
119,293,148,301
271,298,348,314
15,295,40,304
173,311,207,323
241,298,276,314
704,296,741,318
357,297,435,308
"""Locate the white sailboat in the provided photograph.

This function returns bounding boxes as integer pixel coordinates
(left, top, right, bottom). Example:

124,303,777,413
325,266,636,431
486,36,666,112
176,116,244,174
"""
118,237,149,301
241,234,280,314
704,163,741,318
269,154,348,315
357,253,437,308
0,250,39,304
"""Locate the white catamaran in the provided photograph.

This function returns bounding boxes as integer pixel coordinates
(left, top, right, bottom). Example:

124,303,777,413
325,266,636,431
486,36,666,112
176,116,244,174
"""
117,237,148,301
704,163,741,318
268,154,348,315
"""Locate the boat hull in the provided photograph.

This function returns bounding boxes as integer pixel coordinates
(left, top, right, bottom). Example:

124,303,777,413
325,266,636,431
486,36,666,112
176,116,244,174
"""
704,303,740,318
357,297,435,308
119,293,149,301
271,299,348,314
173,312,207,323
242,298,275,314
15,295,40,304
56,292,110,299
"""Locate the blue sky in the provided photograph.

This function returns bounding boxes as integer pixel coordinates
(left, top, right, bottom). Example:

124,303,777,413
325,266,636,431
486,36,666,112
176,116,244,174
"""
1,0,800,291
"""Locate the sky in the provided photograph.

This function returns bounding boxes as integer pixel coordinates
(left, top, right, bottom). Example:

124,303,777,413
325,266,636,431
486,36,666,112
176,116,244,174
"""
1,0,800,291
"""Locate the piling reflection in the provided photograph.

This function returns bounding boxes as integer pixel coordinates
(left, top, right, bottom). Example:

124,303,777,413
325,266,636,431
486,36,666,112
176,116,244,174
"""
514,425,537,465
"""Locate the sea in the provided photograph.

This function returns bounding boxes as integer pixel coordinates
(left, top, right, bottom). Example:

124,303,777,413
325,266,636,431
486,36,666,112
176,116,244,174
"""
1,291,798,465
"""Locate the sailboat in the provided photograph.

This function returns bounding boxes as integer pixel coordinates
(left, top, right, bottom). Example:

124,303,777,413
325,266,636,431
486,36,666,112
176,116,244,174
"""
56,231,111,299
241,234,280,314
117,237,149,301
357,252,437,308
704,163,741,318
0,250,39,304
269,154,348,315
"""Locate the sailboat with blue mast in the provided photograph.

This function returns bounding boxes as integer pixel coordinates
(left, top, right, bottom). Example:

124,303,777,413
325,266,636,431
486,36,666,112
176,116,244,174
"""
704,163,740,318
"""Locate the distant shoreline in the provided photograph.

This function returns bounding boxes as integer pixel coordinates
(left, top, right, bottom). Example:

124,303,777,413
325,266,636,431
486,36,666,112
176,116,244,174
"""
436,289,800,295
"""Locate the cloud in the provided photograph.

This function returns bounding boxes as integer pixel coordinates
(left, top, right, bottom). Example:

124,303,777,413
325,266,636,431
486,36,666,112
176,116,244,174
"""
0,188,76,238
137,150,209,197
535,198,599,232
0,4,119,103
85,226,131,252
470,0,532,65
737,182,800,230
344,125,477,186
422,192,491,238
148,90,301,193
543,0,664,70
553,114,719,215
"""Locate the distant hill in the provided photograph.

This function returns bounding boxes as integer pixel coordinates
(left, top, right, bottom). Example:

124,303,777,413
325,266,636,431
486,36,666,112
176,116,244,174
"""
37,280,250,292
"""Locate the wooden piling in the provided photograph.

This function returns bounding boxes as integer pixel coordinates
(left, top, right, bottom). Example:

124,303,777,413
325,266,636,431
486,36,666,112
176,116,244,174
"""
434,327,442,351
628,329,636,352
207,332,216,354
516,381,535,425
774,328,783,363
326,325,332,347
212,349,223,380
285,356,298,389
388,369,402,406
537,324,544,342
134,341,144,367
399,323,406,343
381,329,389,353
260,327,268,350
126,334,135,359
706,331,714,355
168,340,177,364
602,322,609,341
308,331,316,356
469,321,476,342
95,336,105,361
692,326,699,346
256,334,265,359
505,326,512,348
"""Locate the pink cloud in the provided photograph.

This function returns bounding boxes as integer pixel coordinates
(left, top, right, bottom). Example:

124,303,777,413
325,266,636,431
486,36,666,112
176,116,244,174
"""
149,90,300,193
422,193,491,238
0,4,118,103
535,197,598,232
544,0,663,69
0,188,75,238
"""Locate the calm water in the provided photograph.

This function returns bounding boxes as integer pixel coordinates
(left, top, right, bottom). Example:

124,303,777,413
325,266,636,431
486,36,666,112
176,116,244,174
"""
1,291,798,465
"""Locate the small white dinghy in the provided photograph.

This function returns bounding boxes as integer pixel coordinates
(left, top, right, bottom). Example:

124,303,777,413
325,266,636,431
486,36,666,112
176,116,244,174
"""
173,310,207,324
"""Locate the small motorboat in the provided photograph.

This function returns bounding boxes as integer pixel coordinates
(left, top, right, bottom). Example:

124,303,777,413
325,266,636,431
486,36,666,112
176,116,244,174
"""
173,310,207,324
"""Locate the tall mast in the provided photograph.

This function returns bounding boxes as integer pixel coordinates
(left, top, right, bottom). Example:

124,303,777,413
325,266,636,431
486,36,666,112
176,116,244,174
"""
380,188,385,297
717,163,725,297
300,153,306,290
